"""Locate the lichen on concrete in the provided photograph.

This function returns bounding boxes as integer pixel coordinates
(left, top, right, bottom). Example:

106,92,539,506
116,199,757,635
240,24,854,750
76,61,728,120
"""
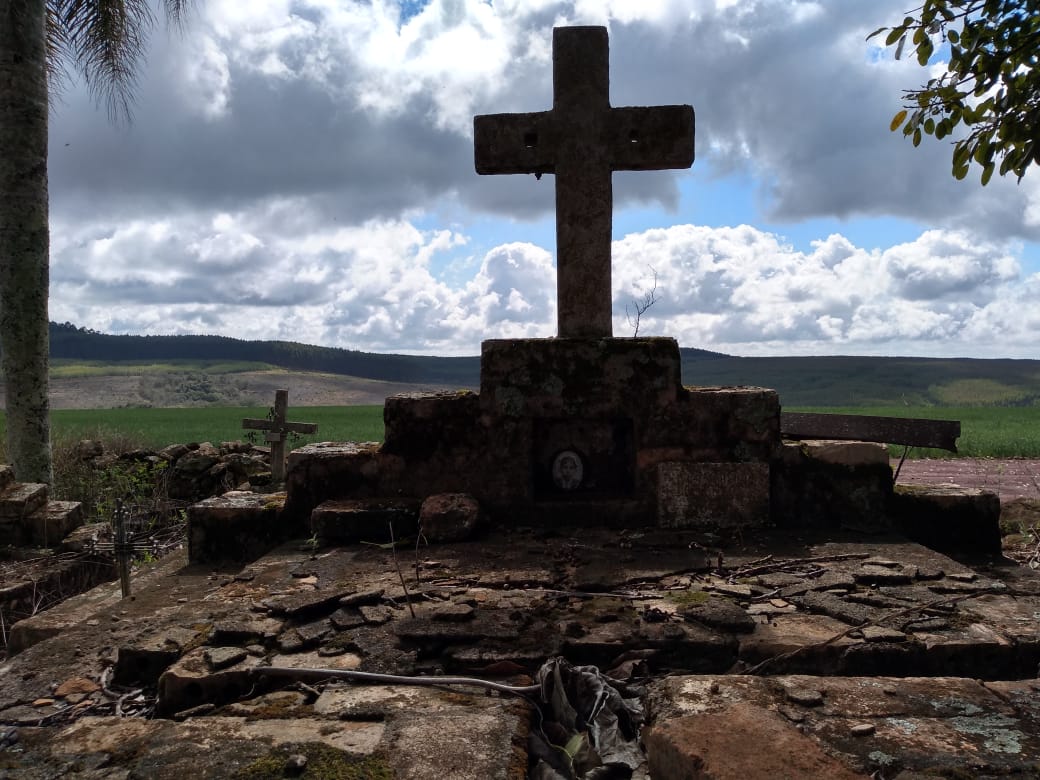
233,744,393,780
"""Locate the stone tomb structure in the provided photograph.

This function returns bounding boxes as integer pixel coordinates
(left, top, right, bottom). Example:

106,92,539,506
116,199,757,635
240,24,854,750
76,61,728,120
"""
190,25,998,558
279,27,780,538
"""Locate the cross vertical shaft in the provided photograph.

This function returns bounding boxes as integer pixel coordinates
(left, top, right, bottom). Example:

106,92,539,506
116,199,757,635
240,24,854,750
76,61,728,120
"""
553,27,612,338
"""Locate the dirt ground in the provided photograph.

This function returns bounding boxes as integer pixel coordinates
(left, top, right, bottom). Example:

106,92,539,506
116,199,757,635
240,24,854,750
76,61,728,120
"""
894,457,1040,502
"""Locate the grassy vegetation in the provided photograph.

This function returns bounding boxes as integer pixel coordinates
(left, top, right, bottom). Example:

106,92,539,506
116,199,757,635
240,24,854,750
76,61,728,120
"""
0,405,385,452
789,405,1040,458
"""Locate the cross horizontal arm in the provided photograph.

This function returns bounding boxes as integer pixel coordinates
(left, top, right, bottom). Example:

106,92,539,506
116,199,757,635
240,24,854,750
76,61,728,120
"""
608,106,694,170
474,111,555,175
242,419,318,434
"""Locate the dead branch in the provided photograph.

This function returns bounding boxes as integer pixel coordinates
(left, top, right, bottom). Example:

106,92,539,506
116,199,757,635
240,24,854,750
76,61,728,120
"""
626,266,658,337
252,665,540,697
388,520,416,619
729,553,871,580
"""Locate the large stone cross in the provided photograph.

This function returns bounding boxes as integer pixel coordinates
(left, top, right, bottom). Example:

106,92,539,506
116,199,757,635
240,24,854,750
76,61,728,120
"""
474,26,695,338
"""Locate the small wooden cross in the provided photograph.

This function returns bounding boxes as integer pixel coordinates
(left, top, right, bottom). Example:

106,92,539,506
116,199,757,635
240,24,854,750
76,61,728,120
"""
242,389,317,484
474,26,695,338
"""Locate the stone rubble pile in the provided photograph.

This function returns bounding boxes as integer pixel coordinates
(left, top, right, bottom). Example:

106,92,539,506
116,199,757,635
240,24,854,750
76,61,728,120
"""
72,438,275,503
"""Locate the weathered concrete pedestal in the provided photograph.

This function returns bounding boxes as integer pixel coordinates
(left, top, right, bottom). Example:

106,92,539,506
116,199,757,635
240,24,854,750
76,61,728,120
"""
280,337,779,539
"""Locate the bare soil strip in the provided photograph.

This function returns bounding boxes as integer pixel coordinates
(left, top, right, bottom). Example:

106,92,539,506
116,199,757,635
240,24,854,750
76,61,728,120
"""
894,458,1040,501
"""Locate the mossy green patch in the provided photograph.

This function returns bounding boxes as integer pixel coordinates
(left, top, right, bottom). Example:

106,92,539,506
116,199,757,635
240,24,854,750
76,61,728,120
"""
664,589,710,607
234,743,392,780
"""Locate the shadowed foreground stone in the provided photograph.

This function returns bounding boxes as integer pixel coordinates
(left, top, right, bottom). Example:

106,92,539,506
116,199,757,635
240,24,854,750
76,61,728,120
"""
771,440,893,530
419,492,481,542
893,484,1002,556
646,701,866,779
187,491,286,564
311,498,420,544
648,674,1040,777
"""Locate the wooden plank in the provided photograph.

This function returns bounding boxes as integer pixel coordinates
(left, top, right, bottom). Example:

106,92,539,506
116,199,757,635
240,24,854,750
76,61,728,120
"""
242,419,317,434
780,412,960,452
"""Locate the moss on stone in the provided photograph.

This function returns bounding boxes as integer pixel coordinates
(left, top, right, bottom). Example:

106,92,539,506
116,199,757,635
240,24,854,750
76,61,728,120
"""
242,701,315,721
234,743,392,780
665,589,710,607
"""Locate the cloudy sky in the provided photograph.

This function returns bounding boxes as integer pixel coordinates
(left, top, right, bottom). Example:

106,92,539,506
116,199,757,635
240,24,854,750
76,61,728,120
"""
47,0,1040,358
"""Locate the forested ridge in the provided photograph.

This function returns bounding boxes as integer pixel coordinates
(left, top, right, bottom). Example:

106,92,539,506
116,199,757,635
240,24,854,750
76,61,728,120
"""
41,323,1040,407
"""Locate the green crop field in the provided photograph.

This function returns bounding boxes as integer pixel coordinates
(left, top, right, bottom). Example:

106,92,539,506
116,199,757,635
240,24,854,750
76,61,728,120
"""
0,404,1036,458
0,405,385,452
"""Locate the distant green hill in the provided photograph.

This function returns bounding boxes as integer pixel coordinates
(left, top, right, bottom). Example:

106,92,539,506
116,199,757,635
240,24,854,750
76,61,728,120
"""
48,322,479,385
683,355,1040,407
44,323,1040,407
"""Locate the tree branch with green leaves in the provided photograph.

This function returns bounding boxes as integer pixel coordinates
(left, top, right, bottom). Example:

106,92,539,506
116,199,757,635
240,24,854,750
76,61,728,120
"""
870,0,1040,185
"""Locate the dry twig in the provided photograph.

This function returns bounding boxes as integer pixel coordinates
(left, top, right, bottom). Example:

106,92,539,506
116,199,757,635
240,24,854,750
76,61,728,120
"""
388,520,416,619
730,552,871,580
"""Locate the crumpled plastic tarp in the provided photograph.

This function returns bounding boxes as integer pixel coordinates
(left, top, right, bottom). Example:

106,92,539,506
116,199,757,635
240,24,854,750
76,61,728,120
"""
528,657,648,780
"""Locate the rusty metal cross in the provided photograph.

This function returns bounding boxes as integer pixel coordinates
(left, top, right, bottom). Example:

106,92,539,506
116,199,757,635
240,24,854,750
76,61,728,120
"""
242,389,317,484
474,26,695,338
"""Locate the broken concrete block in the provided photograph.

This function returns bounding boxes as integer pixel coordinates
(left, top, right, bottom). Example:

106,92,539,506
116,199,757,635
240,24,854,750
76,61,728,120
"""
657,462,769,529
645,702,865,780
262,587,358,619
283,441,382,527
157,647,262,715
798,439,890,467
310,497,420,544
0,482,48,521
419,493,481,543
61,521,112,553
771,440,893,530
479,337,683,418
383,391,481,459
25,500,83,546
650,674,1040,777
678,596,756,634
187,490,286,564
892,485,1002,557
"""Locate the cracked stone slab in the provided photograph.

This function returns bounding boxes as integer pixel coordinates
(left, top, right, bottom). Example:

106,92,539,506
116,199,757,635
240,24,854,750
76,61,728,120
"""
794,591,874,627
563,614,737,672
315,684,531,779
261,586,357,618
678,596,756,633
7,715,387,779
648,674,1040,777
209,616,284,645
394,612,523,643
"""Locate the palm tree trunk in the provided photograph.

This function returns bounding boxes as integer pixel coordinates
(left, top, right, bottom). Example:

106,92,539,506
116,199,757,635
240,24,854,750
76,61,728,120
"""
0,0,53,484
